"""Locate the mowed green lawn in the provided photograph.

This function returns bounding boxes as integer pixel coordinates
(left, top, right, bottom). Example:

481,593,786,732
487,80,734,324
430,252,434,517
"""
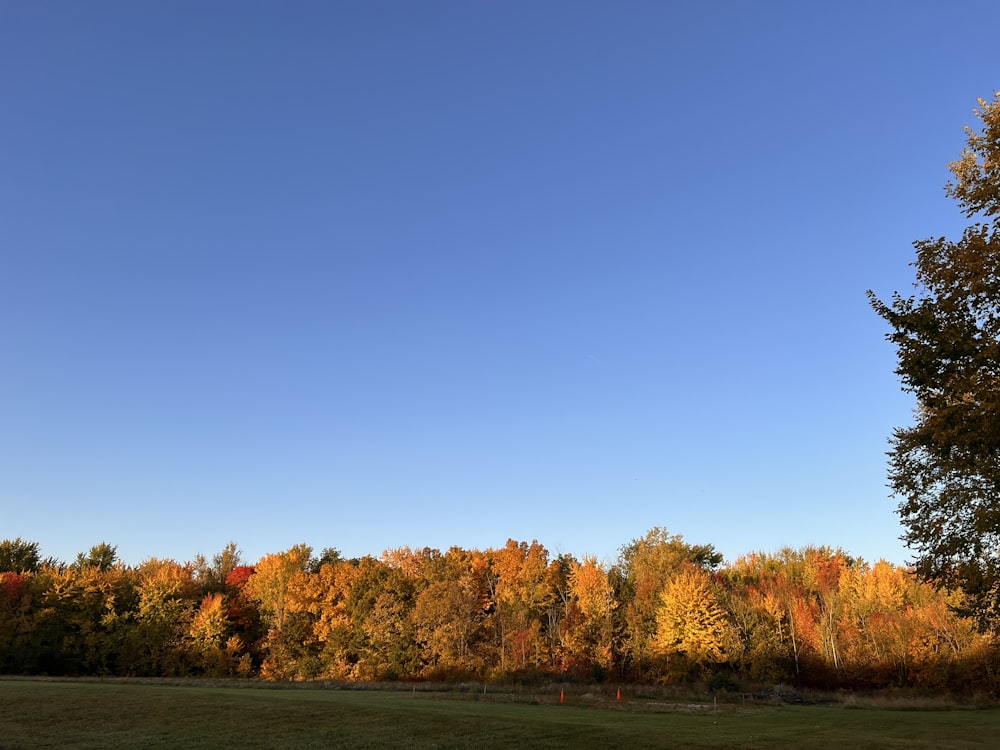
1,679,998,749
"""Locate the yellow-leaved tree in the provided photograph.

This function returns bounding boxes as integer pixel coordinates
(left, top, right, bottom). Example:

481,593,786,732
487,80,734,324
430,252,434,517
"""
654,564,736,680
563,555,616,674
245,544,312,633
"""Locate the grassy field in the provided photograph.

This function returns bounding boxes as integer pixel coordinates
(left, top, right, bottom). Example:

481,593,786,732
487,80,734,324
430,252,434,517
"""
1,679,998,749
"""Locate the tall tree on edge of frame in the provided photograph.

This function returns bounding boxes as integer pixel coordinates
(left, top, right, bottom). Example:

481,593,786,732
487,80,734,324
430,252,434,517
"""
869,92,1000,626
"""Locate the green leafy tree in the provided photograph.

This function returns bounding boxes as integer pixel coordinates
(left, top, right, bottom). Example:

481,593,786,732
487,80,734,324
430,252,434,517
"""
869,92,1000,624
73,542,118,572
126,558,198,675
310,547,343,573
0,539,41,573
37,564,139,675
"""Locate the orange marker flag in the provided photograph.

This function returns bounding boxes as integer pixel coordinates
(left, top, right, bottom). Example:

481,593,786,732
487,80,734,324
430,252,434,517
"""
616,688,621,701
560,689,565,704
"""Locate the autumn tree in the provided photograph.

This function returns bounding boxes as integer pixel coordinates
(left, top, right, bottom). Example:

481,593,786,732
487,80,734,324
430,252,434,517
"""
346,557,420,680
276,553,422,681
189,593,229,649
37,563,139,675
245,545,314,678
562,555,617,677
412,578,485,676
612,528,723,679
801,548,852,674
283,556,360,680
542,554,574,668
837,560,913,684
654,564,737,680
869,92,1000,624
188,589,251,677
125,558,198,675
0,570,37,673
719,556,797,682
245,544,312,633
408,547,489,678
488,540,556,674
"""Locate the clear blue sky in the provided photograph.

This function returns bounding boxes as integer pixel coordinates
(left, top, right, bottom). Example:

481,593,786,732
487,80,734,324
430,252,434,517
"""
3,1,998,568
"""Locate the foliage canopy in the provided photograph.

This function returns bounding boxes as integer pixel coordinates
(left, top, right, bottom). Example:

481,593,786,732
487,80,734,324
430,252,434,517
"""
0,535,994,689
869,93,1000,624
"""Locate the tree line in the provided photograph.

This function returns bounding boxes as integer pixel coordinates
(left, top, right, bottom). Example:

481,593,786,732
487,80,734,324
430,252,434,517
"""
0,531,995,691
